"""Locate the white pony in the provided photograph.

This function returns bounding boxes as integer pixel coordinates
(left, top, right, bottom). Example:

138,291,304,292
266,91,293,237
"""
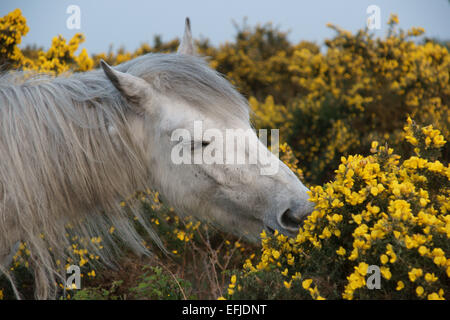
0,19,314,299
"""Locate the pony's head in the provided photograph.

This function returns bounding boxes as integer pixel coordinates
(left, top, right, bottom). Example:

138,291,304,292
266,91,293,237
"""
100,19,314,241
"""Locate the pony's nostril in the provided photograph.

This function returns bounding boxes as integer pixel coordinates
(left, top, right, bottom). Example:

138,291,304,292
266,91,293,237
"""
279,208,303,230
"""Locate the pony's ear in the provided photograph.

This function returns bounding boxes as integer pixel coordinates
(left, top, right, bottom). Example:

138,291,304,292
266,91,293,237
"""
100,60,149,104
177,17,196,55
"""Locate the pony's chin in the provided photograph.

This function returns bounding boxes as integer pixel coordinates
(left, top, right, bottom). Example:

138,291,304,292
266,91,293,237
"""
234,222,267,244
210,215,265,244
238,231,263,244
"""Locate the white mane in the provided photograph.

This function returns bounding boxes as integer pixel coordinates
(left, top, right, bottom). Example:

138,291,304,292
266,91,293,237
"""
0,53,249,299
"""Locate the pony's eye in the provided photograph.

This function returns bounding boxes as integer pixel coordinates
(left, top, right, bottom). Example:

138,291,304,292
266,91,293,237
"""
190,140,210,151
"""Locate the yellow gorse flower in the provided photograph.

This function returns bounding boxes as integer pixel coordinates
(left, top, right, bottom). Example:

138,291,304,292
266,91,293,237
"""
235,119,449,300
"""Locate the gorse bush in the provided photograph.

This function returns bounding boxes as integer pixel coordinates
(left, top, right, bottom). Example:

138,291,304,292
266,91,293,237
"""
0,9,448,300
224,119,449,300
0,9,29,70
0,9,93,73
286,19,449,184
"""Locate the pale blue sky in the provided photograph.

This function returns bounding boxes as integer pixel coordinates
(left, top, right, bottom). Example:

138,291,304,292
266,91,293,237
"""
1,0,449,54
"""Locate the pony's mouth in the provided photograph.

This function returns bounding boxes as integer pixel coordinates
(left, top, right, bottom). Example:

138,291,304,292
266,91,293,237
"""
265,225,276,235
264,208,307,238
263,224,298,238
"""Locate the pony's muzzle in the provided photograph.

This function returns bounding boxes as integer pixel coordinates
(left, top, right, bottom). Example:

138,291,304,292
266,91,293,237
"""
276,201,315,235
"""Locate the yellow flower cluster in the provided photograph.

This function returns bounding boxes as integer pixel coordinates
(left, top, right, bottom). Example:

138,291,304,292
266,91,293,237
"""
7,231,102,297
233,119,449,300
404,117,447,159
279,143,304,180
0,9,93,74
27,33,94,74
227,274,239,295
0,9,29,68
10,242,31,271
